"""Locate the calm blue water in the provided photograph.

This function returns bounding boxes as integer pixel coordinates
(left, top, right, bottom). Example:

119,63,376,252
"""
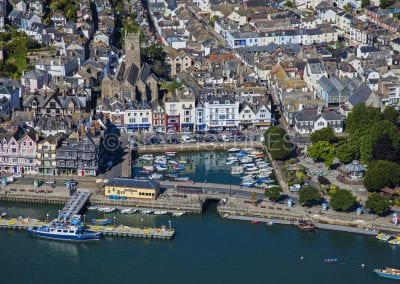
133,151,274,185
0,151,396,283
0,202,399,284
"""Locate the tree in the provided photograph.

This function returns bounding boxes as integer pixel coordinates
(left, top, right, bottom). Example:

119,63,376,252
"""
383,106,399,125
379,0,392,9
264,126,287,148
346,104,384,134
343,4,353,13
264,126,294,160
299,186,321,207
330,189,357,212
310,127,337,144
269,140,293,160
265,187,282,202
307,141,335,167
366,193,391,215
361,0,370,7
363,160,400,191
141,43,165,62
372,134,400,163
285,0,294,7
336,143,358,164
160,80,183,94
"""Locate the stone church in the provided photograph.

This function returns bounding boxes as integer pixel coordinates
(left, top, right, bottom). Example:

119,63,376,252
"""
101,32,159,103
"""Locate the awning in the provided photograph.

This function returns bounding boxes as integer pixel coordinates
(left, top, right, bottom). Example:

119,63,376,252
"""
127,124,151,129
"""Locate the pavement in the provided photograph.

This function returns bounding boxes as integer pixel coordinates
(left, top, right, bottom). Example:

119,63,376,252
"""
297,156,368,202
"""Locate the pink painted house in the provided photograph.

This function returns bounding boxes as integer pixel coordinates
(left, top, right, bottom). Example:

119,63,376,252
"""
0,127,37,175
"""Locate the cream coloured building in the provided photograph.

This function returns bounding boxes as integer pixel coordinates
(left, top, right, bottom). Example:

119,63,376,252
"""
105,178,160,200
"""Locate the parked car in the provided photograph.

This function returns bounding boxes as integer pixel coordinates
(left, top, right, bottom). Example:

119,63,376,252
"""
13,173,24,178
45,180,56,185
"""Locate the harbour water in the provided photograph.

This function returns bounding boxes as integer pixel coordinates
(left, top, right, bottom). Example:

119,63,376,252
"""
0,202,399,284
0,151,397,283
133,150,274,185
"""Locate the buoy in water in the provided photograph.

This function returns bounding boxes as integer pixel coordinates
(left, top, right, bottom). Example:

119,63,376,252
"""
361,264,365,268
300,256,304,260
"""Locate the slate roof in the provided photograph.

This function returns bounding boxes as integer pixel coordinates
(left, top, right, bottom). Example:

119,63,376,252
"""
349,83,373,106
106,178,159,189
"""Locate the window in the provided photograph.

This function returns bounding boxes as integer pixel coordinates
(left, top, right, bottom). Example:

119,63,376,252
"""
142,118,148,123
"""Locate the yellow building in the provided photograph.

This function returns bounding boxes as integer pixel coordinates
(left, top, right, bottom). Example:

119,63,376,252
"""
105,178,160,200
36,134,65,176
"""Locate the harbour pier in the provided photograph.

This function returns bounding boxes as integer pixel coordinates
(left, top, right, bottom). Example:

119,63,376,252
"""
58,189,91,221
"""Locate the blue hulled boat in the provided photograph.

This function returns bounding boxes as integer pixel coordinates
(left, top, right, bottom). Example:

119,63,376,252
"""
374,268,400,280
28,218,100,241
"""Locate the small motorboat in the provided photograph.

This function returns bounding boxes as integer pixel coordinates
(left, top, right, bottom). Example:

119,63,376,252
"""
165,151,176,156
149,173,163,180
251,220,259,224
297,221,316,231
172,212,185,217
267,220,274,226
98,207,116,213
376,232,392,242
175,176,190,182
324,258,339,263
166,173,179,178
227,148,241,153
221,213,229,218
87,206,98,211
388,237,400,245
91,219,112,225
143,165,155,172
154,211,168,215
120,208,133,214
225,160,235,165
1,212,7,218
140,154,154,161
140,210,153,215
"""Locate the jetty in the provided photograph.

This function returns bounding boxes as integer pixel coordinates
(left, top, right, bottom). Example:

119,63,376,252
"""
88,225,174,239
58,189,91,221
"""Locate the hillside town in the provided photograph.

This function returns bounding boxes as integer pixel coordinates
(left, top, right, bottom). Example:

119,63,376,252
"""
0,0,396,202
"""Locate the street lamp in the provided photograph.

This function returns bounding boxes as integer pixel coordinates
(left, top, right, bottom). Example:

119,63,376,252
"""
83,214,86,225
168,220,172,230
46,213,49,223
141,218,144,229
113,216,116,226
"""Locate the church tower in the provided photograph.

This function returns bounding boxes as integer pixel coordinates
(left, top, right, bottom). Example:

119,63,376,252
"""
125,32,141,68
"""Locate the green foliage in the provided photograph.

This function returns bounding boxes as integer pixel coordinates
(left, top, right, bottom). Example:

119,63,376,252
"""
310,127,337,144
264,126,293,160
265,187,282,202
364,160,400,192
372,134,400,163
379,0,391,9
307,141,335,167
47,0,77,22
209,15,219,27
346,104,384,134
383,106,399,124
366,193,391,215
160,80,183,94
330,189,357,212
343,4,353,12
0,27,40,79
269,140,293,160
336,143,358,164
285,0,294,7
358,120,400,163
361,0,370,7
299,186,321,207
141,43,165,62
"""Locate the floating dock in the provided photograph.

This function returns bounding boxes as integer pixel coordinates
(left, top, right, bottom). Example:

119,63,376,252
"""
0,218,175,240
88,225,175,239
